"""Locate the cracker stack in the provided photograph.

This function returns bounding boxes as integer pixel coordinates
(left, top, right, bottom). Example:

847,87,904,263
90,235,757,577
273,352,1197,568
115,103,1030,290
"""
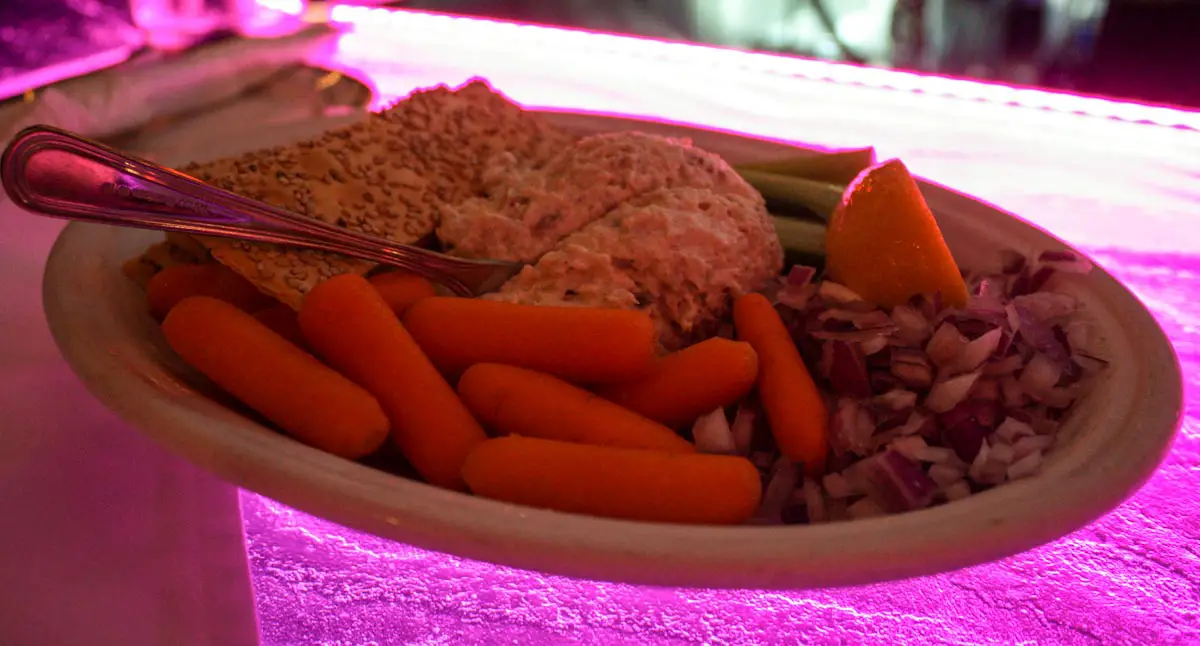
131,79,572,309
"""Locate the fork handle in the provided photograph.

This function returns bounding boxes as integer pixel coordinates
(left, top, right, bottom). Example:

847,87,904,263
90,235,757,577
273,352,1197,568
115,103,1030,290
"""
0,124,481,295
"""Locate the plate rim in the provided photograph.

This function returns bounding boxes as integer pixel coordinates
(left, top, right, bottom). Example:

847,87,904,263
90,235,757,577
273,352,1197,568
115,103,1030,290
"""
40,112,1185,589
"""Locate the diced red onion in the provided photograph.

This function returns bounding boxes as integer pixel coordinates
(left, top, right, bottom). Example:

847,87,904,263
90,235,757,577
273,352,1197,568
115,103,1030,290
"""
870,371,902,394
779,497,809,525
758,457,799,521
752,247,1104,521
1019,352,1063,396
1014,292,1078,322
988,442,1015,466
777,283,817,311
853,451,938,513
787,265,817,286
943,480,972,501
891,304,931,345
692,408,736,454
925,371,981,413
917,445,959,464
1010,266,1055,297
803,478,828,523
818,309,865,324
854,311,896,330
1027,408,1060,435
848,497,886,519
819,281,864,304
970,378,1000,403
900,411,938,439
819,309,893,329
888,435,929,462
810,326,895,343
927,323,969,369
984,354,1025,376
995,416,1036,443
874,389,918,411
827,341,873,398
1014,311,1070,362
730,402,758,456
861,335,889,355
891,348,934,390
1005,302,1022,334
947,327,1004,375
941,398,1000,433
1000,375,1027,407
822,472,858,499
909,293,942,320
1012,434,1054,460
928,463,966,488
1038,385,1080,409
942,418,989,463
831,397,875,456
1037,250,1093,275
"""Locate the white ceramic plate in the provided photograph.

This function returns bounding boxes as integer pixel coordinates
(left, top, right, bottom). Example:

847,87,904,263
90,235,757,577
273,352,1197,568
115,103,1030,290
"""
41,113,1183,589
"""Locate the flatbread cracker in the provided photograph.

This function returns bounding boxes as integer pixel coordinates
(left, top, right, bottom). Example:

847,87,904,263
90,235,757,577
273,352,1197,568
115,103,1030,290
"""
132,78,572,309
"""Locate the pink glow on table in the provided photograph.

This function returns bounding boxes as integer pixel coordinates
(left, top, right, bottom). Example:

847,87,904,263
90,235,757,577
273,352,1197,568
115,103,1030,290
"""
239,9,1200,644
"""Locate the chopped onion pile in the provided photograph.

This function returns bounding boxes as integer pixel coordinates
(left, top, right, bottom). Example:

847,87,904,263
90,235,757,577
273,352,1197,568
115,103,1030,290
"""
698,249,1107,524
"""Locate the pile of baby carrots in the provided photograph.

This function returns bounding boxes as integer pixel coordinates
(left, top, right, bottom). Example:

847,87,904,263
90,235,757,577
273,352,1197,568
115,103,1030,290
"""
147,261,830,525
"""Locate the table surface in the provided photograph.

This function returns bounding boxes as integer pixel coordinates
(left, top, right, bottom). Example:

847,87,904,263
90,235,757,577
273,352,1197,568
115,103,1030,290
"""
5,10,1200,646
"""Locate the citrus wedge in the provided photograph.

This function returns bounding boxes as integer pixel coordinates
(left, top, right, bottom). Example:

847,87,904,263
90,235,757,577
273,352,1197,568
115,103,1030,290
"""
825,159,968,309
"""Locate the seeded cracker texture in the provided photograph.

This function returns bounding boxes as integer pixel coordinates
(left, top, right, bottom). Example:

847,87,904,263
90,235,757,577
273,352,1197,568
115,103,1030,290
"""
165,79,573,309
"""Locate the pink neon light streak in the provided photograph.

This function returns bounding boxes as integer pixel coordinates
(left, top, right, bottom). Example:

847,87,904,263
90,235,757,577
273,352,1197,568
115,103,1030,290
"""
328,5,1200,132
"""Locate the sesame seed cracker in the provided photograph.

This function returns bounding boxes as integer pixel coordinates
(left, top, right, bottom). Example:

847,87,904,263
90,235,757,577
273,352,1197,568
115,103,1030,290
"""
129,78,573,309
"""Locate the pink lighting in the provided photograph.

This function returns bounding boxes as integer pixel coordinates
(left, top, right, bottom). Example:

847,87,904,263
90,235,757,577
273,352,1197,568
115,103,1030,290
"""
225,7,1199,644
253,0,305,17
329,5,1200,132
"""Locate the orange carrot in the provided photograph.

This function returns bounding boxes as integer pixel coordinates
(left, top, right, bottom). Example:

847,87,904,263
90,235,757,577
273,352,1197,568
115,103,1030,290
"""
403,297,656,383
299,274,487,490
161,296,389,459
461,436,762,524
147,262,275,319
593,338,759,428
369,271,437,318
733,293,829,476
458,363,694,453
252,304,309,351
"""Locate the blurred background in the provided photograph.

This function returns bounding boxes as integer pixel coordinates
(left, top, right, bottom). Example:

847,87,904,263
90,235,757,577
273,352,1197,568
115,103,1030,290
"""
2,0,1198,107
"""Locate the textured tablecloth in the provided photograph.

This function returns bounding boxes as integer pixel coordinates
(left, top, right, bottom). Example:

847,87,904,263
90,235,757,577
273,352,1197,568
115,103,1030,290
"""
4,9,1200,646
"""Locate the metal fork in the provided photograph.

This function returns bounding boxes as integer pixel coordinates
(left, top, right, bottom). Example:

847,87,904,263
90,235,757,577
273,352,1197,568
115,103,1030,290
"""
0,125,526,297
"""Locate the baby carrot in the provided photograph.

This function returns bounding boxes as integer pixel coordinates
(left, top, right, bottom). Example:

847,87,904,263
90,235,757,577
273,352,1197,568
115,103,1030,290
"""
733,293,829,476
147,262,275,319
593,338,759,429
252,304,309,351
403,297,656,383
462,436,761,524
299,274,487,490
161,296,389,459
458,363,694,453
368,271,437,318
